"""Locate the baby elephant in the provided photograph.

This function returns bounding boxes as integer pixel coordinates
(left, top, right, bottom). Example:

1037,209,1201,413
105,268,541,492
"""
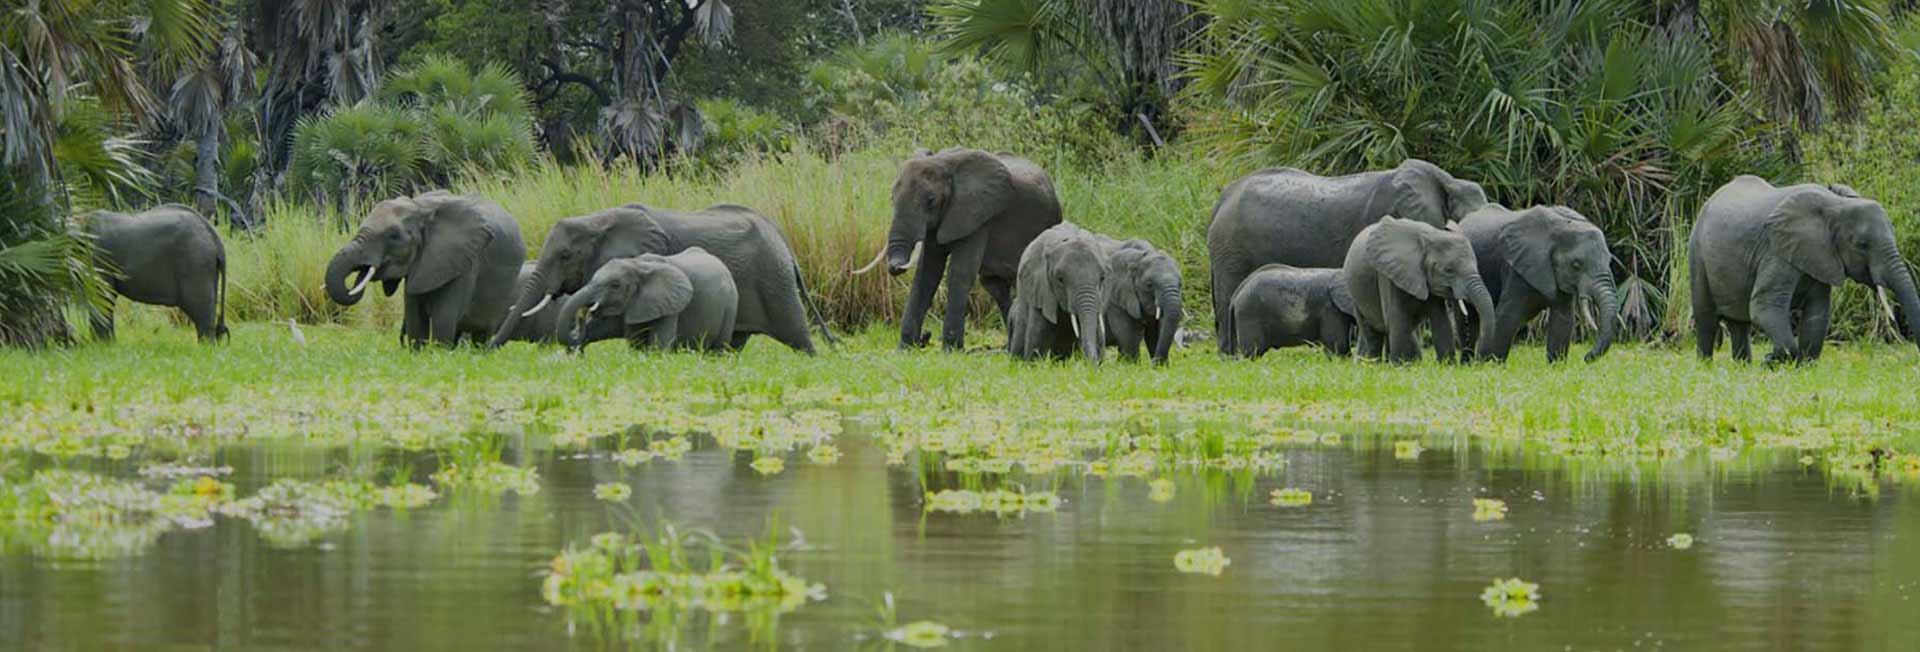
555,248,738,352
83,204,227,342
1099,238,1184,364
1457,204,1619,363
1227,264,1356,358
496,263,620,346
1344,217,1497,363
1010,223,1111,362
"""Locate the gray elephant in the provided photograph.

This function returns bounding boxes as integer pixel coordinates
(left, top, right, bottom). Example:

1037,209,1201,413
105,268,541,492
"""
491,203,830,354
1456,204,1620,363
1226,265,1356,358
83,204,227,342
1009,223,1111,362
1690,176,1920,363
326,191,526,348
1343,217,1497,363
1096,237,1184,364
555,248,738,352
1207,159,1489,353
495,263,621,345
852,148,1062,351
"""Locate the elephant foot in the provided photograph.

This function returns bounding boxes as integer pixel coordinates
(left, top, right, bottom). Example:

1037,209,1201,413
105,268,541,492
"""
898,331,932,351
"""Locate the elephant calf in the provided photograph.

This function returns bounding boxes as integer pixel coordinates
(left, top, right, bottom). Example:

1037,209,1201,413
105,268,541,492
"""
84,204,228,342
1098,238,1184,364
1457,204,1619,363
1009,223,1111,362
1691,176,1920,364
556,248,738,352
1343,217,1497,363
1227,265,1356,358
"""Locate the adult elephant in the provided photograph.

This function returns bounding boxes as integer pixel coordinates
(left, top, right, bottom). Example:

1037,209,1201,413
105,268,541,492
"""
495,263,620,346
1343,217,1497,363
1691,176,1920,364
852,148,1061,351
490,203,829,354
84,204,227,342
1207,159,1489,353
325,191,525,348
1457,204,1620,363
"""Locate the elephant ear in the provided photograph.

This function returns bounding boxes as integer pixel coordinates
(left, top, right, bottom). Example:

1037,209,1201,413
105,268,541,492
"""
1366,218,1430,300
408,196,496,295
1020,239,1058,323
1106,244,1147,319
1498,208,1564,299
1390,160,1448,227
1764,191,1848,286
625,263,694,325
936,150,1014,245
1328,273,1357,317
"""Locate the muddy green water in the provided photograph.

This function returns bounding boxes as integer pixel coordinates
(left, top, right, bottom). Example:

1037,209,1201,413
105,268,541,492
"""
3,433,1917,651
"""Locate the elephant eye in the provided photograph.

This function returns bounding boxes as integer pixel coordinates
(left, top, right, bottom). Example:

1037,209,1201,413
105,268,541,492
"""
1571,259,1583,270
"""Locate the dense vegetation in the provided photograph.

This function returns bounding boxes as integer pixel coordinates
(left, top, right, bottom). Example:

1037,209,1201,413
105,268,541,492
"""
6,0,1920,346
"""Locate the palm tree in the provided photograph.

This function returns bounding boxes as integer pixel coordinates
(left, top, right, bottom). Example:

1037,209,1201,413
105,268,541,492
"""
1,0,218,347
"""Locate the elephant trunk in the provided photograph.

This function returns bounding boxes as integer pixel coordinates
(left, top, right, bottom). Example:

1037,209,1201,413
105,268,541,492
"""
489,267,554,348
1074,288,1104,362
555,289,596,350
1463,275,1497,361
325,241,370,306
882,209,926,277
1871,241,1920,347
1153,285,1183,365
1584,273,1619,362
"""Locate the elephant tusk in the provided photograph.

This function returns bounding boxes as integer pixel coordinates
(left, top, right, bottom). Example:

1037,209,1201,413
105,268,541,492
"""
521,294,554,317
851,247,887,275
1152,303,1160,321
588,300,602,314
904,241,923,270
348,265,379,296
1070,313,1081,339
1878,287,1899,325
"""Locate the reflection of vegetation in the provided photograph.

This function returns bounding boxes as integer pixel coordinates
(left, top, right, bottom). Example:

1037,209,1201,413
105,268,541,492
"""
0,471,228,560
1472,499,1509,522
1269,488,1312,507
1173,546,1231,576
923,489,1060,516
216,479,437,548
542,525,824,645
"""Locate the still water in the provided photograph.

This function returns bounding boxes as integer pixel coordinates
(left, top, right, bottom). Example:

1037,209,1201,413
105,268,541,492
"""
3,431,1916,651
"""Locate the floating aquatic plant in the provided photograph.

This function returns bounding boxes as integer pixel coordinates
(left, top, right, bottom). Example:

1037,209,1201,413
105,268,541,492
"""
885,620,953,648
217,479,436,548
594,483,632,503
806,444,842,465
541,527,824,618
749,456,786,475
0,470,231,559
612,449,654,467
431,461,540,496
1173,546,1231,576
1394,441,1426,461
1667,533,1695,550
1479,578,1541,617
1270,488,1313,507
1472,498,1508,522
923,489,1059,516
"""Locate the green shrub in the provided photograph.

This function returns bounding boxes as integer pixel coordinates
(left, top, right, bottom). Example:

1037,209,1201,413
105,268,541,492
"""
286,56,535,211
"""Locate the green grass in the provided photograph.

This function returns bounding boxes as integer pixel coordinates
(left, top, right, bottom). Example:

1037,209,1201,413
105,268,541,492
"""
5,322,1918,488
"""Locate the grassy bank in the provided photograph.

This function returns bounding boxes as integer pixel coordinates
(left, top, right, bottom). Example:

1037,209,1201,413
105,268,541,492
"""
4,325,1917,492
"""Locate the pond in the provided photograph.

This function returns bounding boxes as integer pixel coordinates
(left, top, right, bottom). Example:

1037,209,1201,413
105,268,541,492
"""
2,428,1916,651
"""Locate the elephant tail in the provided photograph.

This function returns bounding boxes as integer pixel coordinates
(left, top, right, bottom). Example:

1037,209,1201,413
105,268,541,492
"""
199,211,230,340
793,263,839,349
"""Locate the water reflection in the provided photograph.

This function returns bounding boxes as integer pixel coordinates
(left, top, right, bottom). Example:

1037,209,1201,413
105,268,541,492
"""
0,429,1916,651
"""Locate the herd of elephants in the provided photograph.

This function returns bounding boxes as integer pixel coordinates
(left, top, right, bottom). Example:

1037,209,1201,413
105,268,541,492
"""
81,148,1920,366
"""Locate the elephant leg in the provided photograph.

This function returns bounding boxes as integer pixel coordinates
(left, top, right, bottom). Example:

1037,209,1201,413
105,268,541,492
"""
425,275,477,348
898,245,950,349
1322,317,1352,358
1020,309,1050,361
1748,263,1802,365
1727,322,1753,362
1379,277,1421,363
1211,262,1248,355
1426,301,1458,364
729,331,754,352
1356,323,1384,361
402,294,429,349
939,233,990,351
1108,312,1142,362
1544,301,1575,362
646,316,678,350
1690,263,1719,359
758,274,817,355
178,278,221,342
1488,290,1542,363
1795,282,1832,362
982,275,1014,331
